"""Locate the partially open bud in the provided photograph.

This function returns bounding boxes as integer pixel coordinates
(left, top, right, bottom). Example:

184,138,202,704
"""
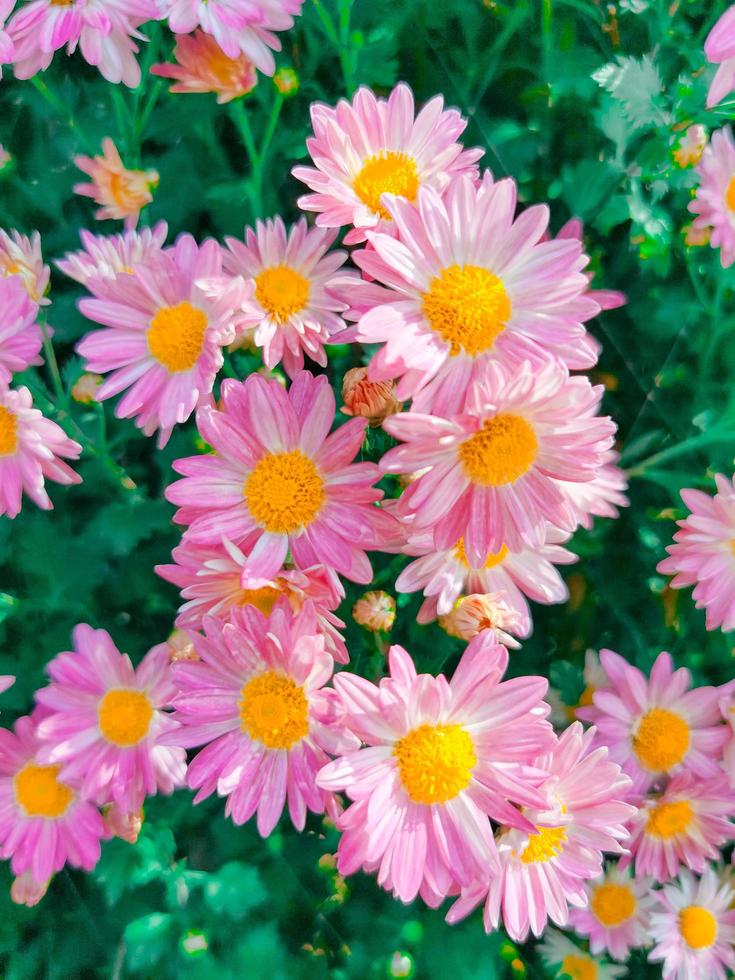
273,67,299,96
71,373,103,404
341,368,401,426
167,628,198,663
352,590,396,632
103,803,143,844
444,593,522,647
11,872,49,907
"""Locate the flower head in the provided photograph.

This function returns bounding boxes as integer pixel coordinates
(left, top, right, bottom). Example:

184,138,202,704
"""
0,275,43,383
341,367,401,426
539,929,627,980
569,863,657,960
56,222,168,285
74,139,159,229
0,228,49,304
705,6,735,108
151,30,257,103
688,127,735,268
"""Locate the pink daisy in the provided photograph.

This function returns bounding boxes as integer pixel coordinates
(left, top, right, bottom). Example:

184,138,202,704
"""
0,228,49,304
569,863,657,960
657,473,735,632
688,126,735,268
381,359,616,560
0,384,81,518
317,635,554,906
705,6,735,108
558,449,629,531
293,83,483,245
0,275,43,384
0,713,107,891
540,929,628,980
341,174,601,415
34,625,187,813
56,222,168,285
76,234,243,446
577,649,730,794
648,868,735,980
446,722,633,940
223,217,355,378
163,600,358,835
166,370,396,583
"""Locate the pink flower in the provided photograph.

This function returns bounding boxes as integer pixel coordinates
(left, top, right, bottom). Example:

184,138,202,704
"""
381,360,615,560
76,234,242,446
443,591,523,647
74,138,159,229
688,127,735,269
223,217,355,377
56,222,168,285
0,275,43,383
558,448,629,531
151,30,257,102
721,688,735,787
569,863,657,960
705,6,735,108
657,473,735,632
446,722,633,940
540,929,628,980
166,370,396,583
317,635,554,906
0,714,107,887
0,384,81,518
648,868,735,980
0,228,49,304
293,83,483,245
577,649,730,794
163,601,358,834
0,0,15,75
553,218,627,312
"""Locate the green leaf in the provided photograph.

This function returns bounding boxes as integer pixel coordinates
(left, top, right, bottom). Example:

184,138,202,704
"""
124,912,174,972
593,55,667,130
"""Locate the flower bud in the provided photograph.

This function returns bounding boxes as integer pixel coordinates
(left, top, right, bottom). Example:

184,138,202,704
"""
352,590,396,632
71,373,103,404
341,367,401,426
444,593,522,647
103,803,143,844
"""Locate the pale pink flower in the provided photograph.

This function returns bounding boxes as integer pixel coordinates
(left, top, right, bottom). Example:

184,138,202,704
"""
570,864,657,960
0,275,43,383
688,126,735,268
293,83,483,245
0,229,49,304
0,0,15,75
540,929,627,980
657,473,735,632
352,590,396,632
558,448,628,530
74,139,159,229
151,30,257,102
56,222,168,285
341,367,401,425
705,6,735,108
444,592,523,648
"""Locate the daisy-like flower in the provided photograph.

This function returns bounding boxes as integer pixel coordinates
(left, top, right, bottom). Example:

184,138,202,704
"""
0,228,49,304
163,601,358,834
648,868,735,980
74,139,159,229
0,714,107,894
352,590,396,632
76,234,242,446
381,359,615,560
705,6,735,108
539,929,627,980
223,217,354,378
56,222,168,285
688,127,735,269
166,370,396,583
341,367,401,426
0,385,81,518
557,449,628,531
569,863,657,960
342,175,601,414
0,275,43,383
317,635,554,906
621,772,735,882
151,30,257,102
577,649,729,794
293,83,483,245
155,536,349,663
657,473,735,632
447,722,633,940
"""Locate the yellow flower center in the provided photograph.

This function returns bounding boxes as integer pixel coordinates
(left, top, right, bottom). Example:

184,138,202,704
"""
560,956,597,980
254,265,310,323
98,689,154,747
0,406,18,457
519,825,567,863
394,723,476,805
239,670,309,749
725,175,735,213
632,707,690,773
679,906,718,949
458,414,538,486
646,799,693,838
244,450,325,534
422,264,512,357
14,763,74,818
236,585,283,615
454,537,509,569
591,882,637,927
147,301,208,373
353,151,419,220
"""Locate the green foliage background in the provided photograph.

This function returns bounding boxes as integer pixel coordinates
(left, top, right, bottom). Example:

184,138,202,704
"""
1,0,734,975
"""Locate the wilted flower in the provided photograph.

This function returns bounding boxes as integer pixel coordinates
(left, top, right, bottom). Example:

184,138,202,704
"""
151,31,257,103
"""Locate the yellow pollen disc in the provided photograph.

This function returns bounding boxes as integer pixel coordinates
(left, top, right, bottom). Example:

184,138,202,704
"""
726,175,735,213
591,882,637,927
679,906,717,949
454,537,508,569
632,707,690,773
520,825,567,864
422,264,512,357
239,670,309,749
353,151,419,220
244,450,325,534
560,956,597,980
236,585,283,615
14,763,74,818
646,799,693,839
98,689,154,747
394,723,476,805
255,265,310,323
458,414,538,487
0,406,18,457
147,300,208,373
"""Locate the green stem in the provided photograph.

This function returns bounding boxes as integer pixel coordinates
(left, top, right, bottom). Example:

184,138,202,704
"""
229,99,262,217
39,317,67,408
626,427,735,477
29,77,94,153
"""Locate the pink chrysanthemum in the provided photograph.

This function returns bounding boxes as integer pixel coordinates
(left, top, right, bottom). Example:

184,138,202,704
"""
0,384,81,518
293,83,483,245
341,175,602,414
34,625,187,813
0,0,14,75
0,714,107,890
577,649,729,794
223,217,354,377
317,635,554,906
74,138,159,229
446,722,633,940
558,449,629,531
381,360,615,560
166,370,395,582
56,222,168,285
648,868,735,980
540,929,628,980
0,228,50,304
0,275,43,383
76,234,242,446
657,473,735,632
151,30,257,102
688,127,735,268
164,601,358,834
569,863,657,961
705,6,735,108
